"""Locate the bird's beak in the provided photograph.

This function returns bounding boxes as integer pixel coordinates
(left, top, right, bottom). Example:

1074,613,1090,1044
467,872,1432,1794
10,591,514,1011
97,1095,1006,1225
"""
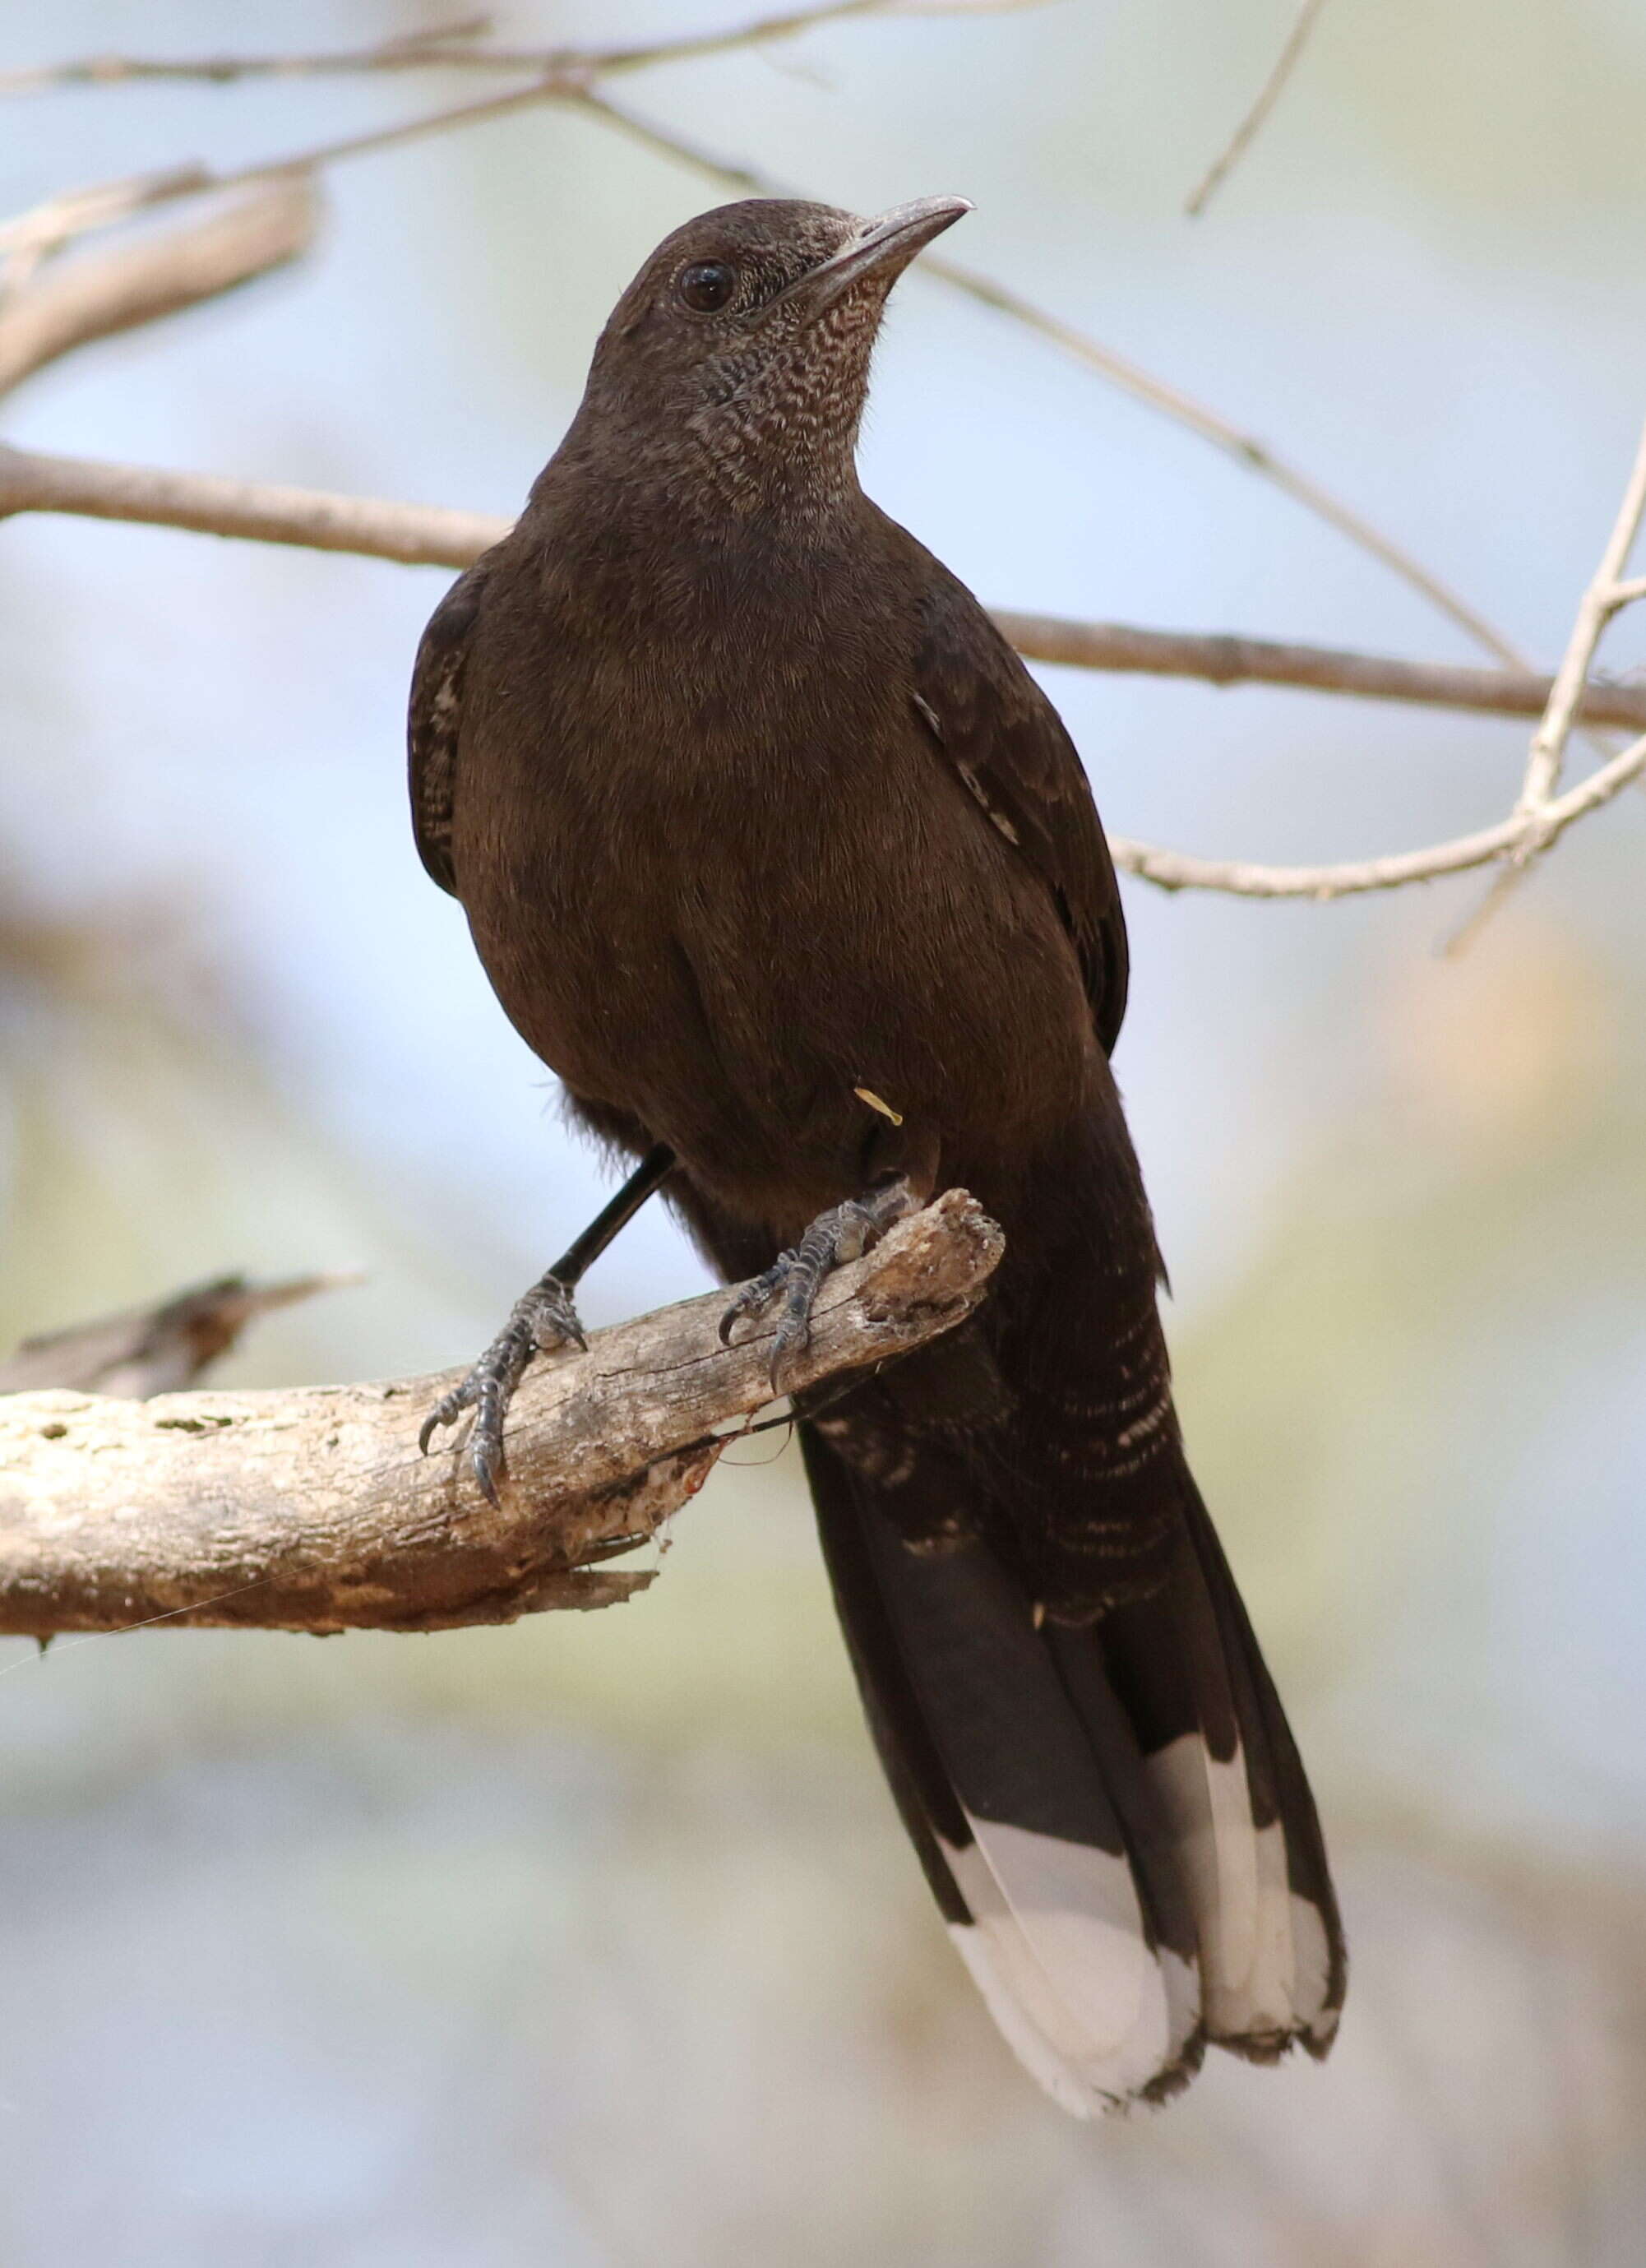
786,196,972,319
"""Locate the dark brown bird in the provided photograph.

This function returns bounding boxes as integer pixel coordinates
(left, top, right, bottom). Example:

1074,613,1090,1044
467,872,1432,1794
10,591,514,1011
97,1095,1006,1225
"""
409,196,1345,2111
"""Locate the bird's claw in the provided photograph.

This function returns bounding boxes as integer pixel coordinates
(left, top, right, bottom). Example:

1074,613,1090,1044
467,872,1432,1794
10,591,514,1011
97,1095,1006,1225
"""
719,1179,916,1391
418,1272,586,1505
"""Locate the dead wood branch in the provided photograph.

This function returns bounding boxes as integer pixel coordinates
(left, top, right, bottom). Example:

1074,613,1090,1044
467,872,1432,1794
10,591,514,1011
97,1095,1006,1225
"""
0,1191,1002,1640
1185,0,1331,217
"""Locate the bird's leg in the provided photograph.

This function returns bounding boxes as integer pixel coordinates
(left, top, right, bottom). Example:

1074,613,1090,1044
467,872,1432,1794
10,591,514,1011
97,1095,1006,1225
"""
419,1144,674,1503
719,1174,918,1389
418,1271,585,1507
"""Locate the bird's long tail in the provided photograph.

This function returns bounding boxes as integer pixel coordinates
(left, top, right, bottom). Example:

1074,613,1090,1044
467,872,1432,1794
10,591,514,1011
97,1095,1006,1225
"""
663,1136,1345,2115
801,1421,1346,2113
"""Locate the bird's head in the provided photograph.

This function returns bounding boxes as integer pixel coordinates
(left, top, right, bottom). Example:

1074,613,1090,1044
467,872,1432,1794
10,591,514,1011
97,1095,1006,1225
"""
565,195,970,518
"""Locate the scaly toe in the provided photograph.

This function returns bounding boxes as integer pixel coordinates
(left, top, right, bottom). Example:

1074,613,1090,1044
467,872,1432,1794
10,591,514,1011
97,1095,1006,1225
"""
767,1315,814,1392
719,1182,918,1384
524,1276,587,1354
418,1379,477,1456
418,1271,588,1495
470,1423,506,1507
719,1264,787,1347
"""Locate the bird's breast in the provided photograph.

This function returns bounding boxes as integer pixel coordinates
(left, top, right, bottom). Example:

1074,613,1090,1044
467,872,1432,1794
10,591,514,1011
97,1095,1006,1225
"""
451,539,1093,1223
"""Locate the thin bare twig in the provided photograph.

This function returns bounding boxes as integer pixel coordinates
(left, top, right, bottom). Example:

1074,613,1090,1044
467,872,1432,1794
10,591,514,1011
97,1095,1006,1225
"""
975,612,1646,733
580,86,1536,677
0,4,1542,688
0,442,508,561
1117,423,1646,896
1517,416,1646,817
580,81,1639,907
0,182,317,397
2,2,1637,912
927,247,1528,669
1434,859,1528,956
0,18,500,93
0,3,909,271
0,2,895,94
1185,0,1331,218
0,80,586,271
1440,413,1646,947
1106,727,1646,900
1114,427,1646,897
7,442,1645,729
1,441,1641,902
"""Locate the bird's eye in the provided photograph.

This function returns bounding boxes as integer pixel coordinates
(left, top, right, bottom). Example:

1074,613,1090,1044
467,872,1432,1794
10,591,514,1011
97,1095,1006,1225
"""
677,260,737,313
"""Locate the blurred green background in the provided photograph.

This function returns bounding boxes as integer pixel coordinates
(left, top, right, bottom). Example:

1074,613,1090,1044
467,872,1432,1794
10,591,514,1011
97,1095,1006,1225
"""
2,2,1644,2260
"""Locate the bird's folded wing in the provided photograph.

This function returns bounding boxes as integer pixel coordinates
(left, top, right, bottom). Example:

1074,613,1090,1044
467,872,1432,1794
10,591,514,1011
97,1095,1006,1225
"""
408,548,502,897
908,553,1130,1056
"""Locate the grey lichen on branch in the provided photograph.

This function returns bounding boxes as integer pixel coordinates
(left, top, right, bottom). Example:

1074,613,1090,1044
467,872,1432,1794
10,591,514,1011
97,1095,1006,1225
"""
0,1191,1003,1641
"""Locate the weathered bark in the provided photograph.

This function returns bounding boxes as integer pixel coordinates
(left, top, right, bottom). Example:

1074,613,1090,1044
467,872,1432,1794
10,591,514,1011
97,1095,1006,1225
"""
0,1191,1002,1638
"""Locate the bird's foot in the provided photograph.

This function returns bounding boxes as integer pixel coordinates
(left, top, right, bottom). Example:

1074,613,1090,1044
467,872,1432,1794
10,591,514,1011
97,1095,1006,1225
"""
418,1272,587,1505
719,1176,918,1389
